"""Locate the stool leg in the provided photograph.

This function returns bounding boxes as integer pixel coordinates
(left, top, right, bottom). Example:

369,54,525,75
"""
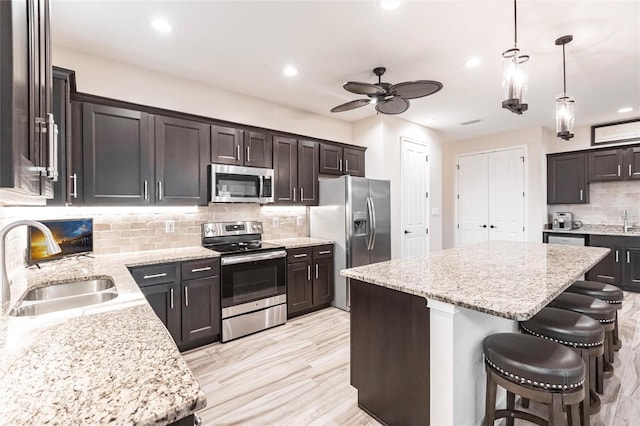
570,403,581,426
580,349,591,426
485,369,497,426
549,393,563,426
613,311,621,351
521,397,530,409
604,331,614,377
506,391,515,426
596,354,604,394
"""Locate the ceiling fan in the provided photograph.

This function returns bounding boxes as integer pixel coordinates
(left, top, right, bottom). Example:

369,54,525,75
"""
330,67,443,115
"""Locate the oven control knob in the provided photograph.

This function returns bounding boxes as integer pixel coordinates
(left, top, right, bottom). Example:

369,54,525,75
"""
204,225,217,236
252,224,262,232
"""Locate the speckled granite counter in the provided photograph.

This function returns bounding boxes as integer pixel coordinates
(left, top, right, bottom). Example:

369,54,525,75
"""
265,237,334,248
341,240,610,321
0,246,219,425
543,224,640,237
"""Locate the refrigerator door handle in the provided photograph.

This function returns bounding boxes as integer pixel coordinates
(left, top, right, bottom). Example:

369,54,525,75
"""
370,197,377,251
366,197,375,251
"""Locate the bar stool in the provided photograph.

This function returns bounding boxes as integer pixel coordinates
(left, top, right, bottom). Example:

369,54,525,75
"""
548,292,616,394
520,307,604,425
565,280,624,352
483,333,585,426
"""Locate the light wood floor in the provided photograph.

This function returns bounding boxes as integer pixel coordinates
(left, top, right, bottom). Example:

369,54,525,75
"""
183,291,640,425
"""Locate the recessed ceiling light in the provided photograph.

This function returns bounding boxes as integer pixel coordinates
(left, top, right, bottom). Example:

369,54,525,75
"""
618,107,634,113
151,18,173,33
378,0,400,11
283,65,298,77
464,57,481,68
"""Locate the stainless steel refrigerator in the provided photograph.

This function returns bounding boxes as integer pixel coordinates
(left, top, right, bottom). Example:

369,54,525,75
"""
310,175,391,311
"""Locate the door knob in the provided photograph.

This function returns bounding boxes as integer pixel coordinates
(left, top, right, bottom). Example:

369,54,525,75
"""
480,225,487,228
490,225,496,229
404,230,412,234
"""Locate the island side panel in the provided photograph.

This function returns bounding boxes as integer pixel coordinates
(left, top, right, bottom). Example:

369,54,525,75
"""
350,279,430,425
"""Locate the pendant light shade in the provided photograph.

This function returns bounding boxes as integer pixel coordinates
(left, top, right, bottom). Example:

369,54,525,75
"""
502,0,529,115
556,35,575,140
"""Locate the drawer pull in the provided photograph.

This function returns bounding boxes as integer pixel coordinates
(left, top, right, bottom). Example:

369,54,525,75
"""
191,266,212,273
318,250,331,255
143,272,168,279
293,254,308,258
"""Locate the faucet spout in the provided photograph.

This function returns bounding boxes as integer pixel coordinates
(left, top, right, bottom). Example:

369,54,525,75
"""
1,220,62,305
622,209,632,233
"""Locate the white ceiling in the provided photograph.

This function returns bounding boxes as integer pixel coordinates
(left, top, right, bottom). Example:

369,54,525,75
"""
51,0,640,141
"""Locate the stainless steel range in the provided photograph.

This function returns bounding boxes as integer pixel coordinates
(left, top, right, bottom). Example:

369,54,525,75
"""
202,221,286,342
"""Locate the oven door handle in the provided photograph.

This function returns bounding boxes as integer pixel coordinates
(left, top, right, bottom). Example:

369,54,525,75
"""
221,250,287,265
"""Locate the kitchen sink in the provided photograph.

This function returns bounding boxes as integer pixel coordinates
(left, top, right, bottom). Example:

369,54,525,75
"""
10,278,118,317
23,279,115,301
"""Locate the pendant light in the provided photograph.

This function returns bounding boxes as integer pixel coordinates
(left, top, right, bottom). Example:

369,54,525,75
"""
556,35,575,140
501,0,529,115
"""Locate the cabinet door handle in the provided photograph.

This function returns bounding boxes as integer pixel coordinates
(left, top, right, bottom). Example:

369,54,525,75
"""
345,159,349,172
158,181,163,201
615,250,619,263
46,114,59,181
236,145,240,161
618,164,621,176
70,173,78,198
191,266,212,273
184,287,189,307
143,272,167,279
307,265,311,281
300,187,304,201
246,146,250,163
630,164,633,177
170,288,174,309
315,264,319,279
339,159,343,172
144,181,148,200
318,250,331,255
579,189,583,201
627,251,631,264
292,187,296,202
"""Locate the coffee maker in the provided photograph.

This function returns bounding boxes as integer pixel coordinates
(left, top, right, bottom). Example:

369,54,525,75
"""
552,212,573,230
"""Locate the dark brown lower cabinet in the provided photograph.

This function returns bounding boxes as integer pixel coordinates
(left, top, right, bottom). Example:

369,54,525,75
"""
587,235,640,292
287,244,333,318
131,258,221,351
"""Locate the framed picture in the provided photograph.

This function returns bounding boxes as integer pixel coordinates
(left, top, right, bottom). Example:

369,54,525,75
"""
591,118,640,146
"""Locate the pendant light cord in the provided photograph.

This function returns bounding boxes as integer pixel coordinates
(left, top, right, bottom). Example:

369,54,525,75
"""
514,0,518,47
562,43,567,95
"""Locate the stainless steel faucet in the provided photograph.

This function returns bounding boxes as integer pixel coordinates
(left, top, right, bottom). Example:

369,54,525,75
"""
1,220,61,305
622,209,632,233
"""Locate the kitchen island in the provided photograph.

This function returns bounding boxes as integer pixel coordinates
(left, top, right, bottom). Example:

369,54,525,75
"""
341,241,610,426
0,247,218,425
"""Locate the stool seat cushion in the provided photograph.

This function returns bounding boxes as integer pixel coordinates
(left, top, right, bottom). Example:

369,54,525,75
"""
520,307,604,347
483,333,586,391
565,280,623,305
548,292,616,324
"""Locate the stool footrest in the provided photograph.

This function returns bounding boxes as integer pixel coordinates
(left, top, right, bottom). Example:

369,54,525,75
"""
494,408,547,426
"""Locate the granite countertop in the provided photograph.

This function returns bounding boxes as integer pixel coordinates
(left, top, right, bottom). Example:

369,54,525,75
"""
265,237,334,249
0,246,219,425
341,241,610,321
543,224,640,237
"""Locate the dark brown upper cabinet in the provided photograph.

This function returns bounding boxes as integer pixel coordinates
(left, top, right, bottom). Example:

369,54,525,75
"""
273,136,318,205
0,0,56,204
155,116,209,205
48,67,75,206
82,103,154,205
588,146,640,182
319,143,365,177
547,152,588,204
211,125,273,168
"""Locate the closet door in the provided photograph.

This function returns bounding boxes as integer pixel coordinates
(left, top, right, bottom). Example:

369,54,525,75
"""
488,148,525,242
457,153,489,247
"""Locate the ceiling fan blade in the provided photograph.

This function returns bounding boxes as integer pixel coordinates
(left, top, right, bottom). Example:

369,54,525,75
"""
343,81,386,96
375,97,409,115
390,80,443,99
331,99,371,113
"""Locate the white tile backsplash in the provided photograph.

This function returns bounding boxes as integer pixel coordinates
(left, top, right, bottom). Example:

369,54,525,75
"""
547,181,640,226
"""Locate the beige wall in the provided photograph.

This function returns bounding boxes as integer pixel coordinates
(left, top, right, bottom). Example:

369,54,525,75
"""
54,46,354,145
353,115,445,258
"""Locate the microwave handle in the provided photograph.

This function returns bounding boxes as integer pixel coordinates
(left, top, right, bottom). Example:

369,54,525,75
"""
259,175,264,199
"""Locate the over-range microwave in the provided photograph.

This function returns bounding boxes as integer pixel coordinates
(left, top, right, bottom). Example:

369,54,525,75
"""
210,164,274,204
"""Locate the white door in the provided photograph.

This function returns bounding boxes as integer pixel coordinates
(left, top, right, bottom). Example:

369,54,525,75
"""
488,148,525,241
457,153,489,247
401,138,429,257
